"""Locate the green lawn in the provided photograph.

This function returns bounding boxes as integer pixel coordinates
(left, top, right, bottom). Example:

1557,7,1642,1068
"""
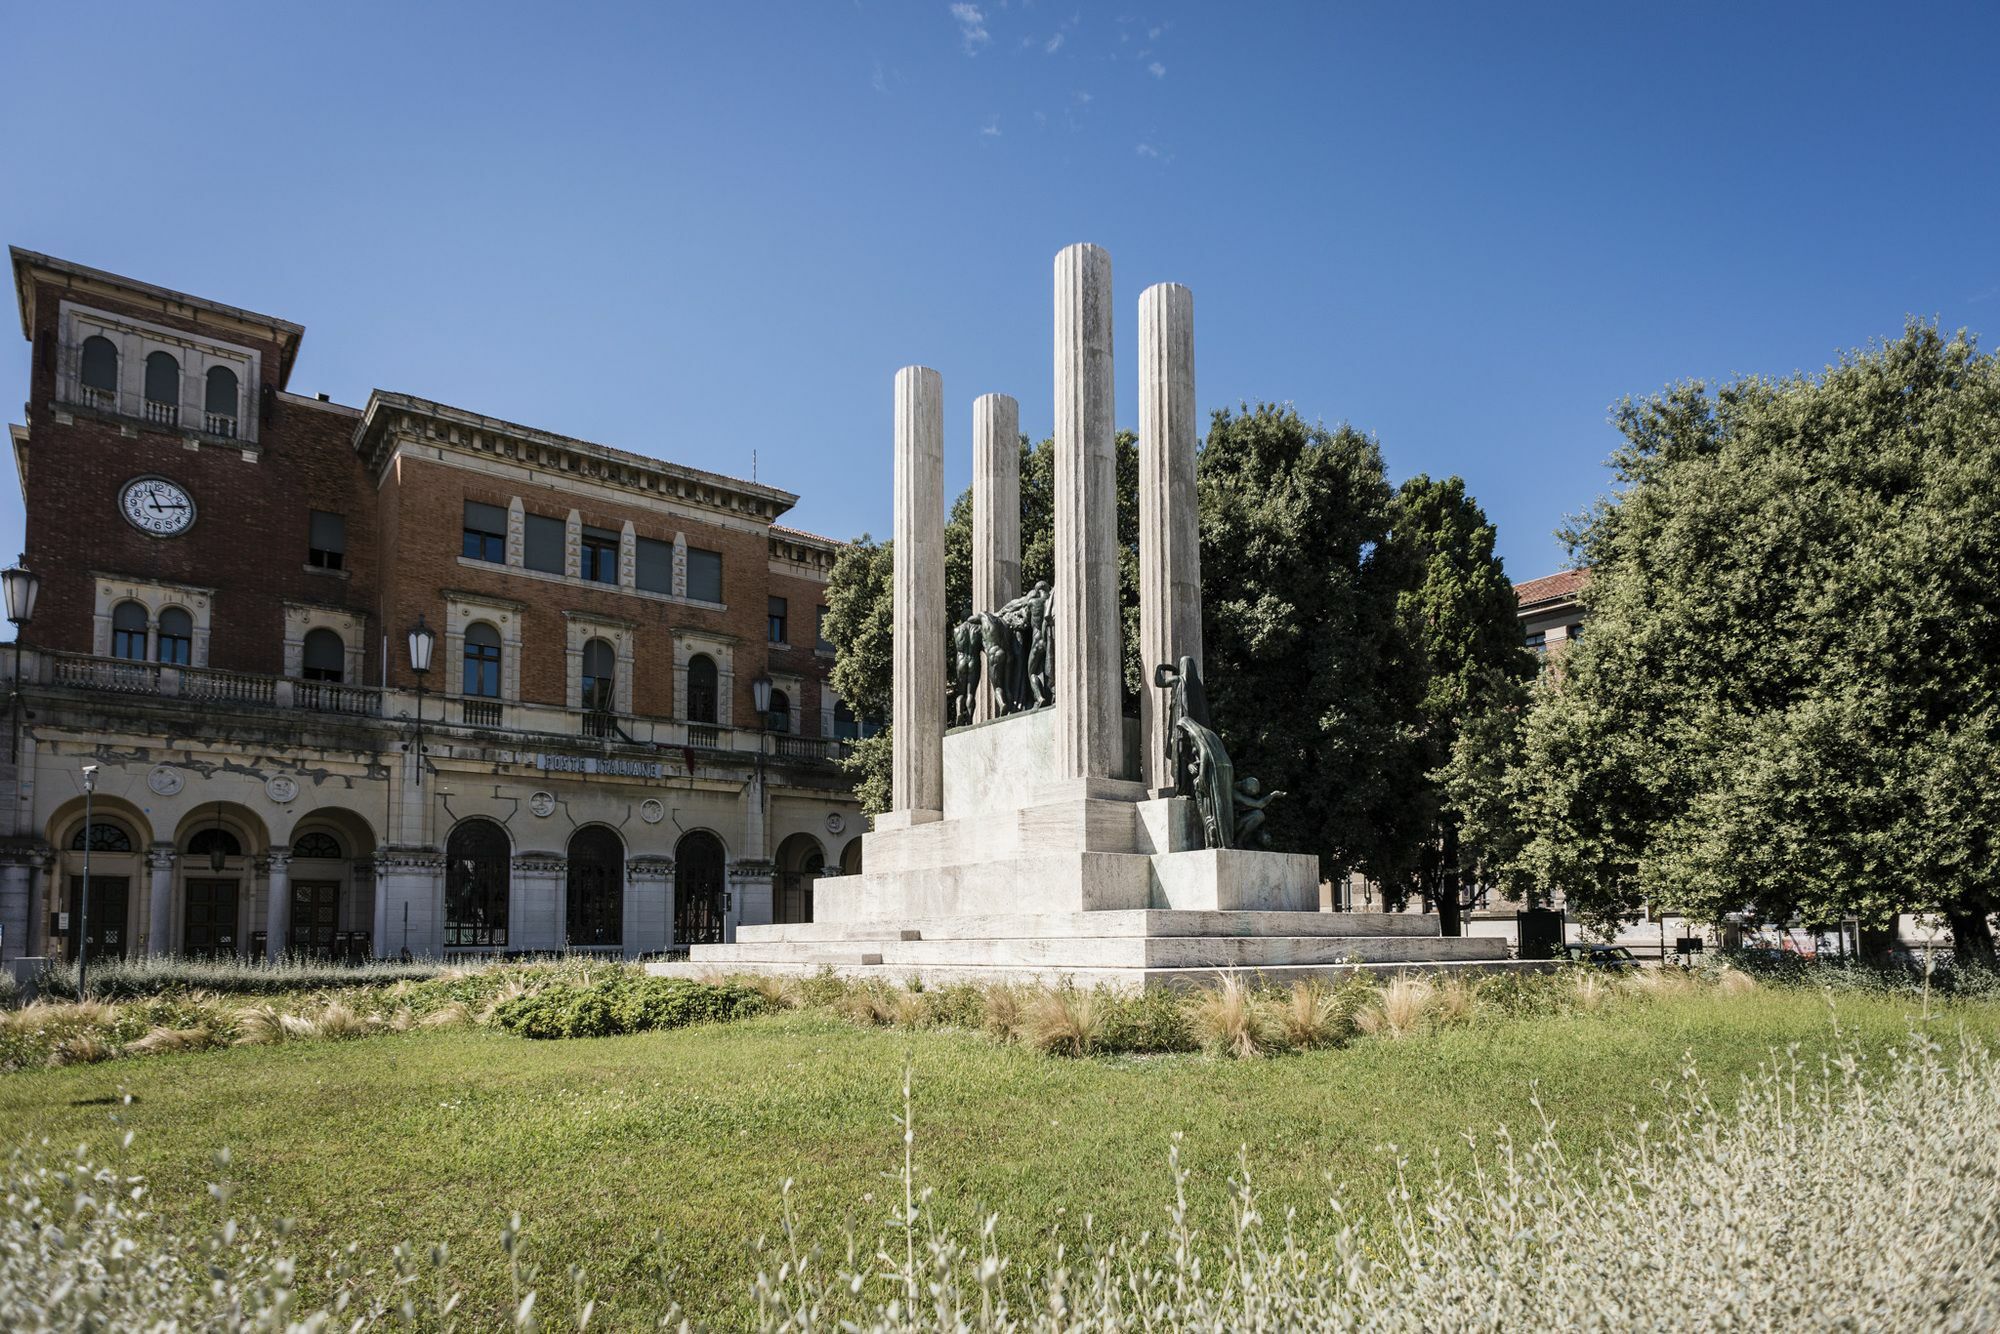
1,987,1986,1327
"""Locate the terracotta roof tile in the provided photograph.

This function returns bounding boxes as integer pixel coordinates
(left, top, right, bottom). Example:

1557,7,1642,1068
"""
1513,567,1590,607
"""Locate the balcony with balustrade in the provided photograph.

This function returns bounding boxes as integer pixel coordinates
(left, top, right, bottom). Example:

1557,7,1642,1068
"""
18,648,851,771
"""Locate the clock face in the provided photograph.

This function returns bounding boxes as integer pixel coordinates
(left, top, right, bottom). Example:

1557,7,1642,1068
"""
120,477,196,537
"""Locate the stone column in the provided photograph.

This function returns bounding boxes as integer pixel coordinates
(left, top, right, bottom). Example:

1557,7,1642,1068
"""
0,855,30,963
1138,282,1203,795
626,856,673,955
263,851,292,961
510,854,566,952
888,365,945,824
972,393,1021,722
1051,243,1127,788
146,845,176,956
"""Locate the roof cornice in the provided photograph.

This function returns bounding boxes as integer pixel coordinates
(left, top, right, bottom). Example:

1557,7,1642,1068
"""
352,390,799,524
10,247,305,384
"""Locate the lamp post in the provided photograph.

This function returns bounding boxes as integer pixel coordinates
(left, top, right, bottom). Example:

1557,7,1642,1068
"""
407,614,435,786
77,764,97,998
4,555,40,764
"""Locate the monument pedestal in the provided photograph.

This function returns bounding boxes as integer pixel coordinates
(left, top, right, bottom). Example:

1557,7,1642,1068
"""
657,711,1525,990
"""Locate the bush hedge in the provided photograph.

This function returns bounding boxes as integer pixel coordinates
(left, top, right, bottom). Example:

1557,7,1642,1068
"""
492,975,767,1039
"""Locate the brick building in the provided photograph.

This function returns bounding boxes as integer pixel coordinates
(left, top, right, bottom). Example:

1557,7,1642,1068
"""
0,247,866,964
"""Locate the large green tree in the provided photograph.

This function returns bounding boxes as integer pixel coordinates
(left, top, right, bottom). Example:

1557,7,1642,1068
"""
1374,475,1535,933
1194,405,1408,884
1512,323,2000,957
821,534,894,814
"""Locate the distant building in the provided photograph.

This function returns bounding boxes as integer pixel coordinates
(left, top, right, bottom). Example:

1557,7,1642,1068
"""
1513,567,1588,658
0,247,865,967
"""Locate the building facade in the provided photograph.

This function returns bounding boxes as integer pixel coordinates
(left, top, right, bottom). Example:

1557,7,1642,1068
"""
1513,567,1587,658
0,247,865,964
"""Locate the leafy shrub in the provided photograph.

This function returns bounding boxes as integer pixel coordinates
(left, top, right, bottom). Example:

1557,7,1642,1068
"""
493,975,766,1039
36,953,445,1000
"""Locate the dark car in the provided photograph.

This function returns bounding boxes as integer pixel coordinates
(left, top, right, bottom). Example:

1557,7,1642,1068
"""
1563,943,1639,971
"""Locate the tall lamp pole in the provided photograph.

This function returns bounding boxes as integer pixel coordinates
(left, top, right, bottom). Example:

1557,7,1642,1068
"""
4,556,40,764
407,615,435,786
77,763,97,998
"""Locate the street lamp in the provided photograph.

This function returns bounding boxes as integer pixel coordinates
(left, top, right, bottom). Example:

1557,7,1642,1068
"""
4,555,39,764
77,764,97,998
206,802,229,874
752,674,773,728
407,614,435,786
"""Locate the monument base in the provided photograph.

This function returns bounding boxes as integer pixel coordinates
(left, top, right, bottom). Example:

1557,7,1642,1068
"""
658,711,1537,990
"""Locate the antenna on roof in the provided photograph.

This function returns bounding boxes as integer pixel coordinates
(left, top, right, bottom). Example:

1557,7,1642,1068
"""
752,449,758,482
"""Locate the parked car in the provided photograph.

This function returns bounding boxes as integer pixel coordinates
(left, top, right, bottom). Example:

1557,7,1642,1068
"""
1564,943,1639,971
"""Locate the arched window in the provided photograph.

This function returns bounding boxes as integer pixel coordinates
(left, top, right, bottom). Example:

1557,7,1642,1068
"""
143,351,180,425
774,833,822,924
445,818,510,948
187,827,242,859
79,335,118,402
686,653,718,724
302,628,345,683
204,365,239,436
156,607,192,665
291,831,342,859
69,821,134,852
673,830,726,945
833,698,860,740
581,638,615,712
767,688,791,734
111,601,148,660
463,622,502,698
566,826,624,948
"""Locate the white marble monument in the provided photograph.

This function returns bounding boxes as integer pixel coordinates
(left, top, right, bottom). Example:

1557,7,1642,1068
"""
659,245,1517,989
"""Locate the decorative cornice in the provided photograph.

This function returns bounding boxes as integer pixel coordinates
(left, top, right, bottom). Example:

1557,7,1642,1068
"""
375,849,445,872
510,854,566,874
628,855,675,876
353,392,798,525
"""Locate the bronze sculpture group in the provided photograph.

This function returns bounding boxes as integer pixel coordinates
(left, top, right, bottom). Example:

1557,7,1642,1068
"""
1155,656,1282,850
948,580,1055,726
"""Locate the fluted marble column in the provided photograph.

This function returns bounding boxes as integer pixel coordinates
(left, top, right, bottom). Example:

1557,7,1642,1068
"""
1052,243,1126,786
263,851,292,960
889,365,945,824
146,845,175,956
1138,282,1203,795
972,392,1020,722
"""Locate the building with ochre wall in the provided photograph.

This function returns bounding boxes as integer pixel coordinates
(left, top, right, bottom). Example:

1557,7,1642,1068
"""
0,247,865,964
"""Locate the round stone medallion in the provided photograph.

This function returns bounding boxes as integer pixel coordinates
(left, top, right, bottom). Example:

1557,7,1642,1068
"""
825,811,846,835
264,774,299,804
640,798,665,824
529,791,556,818
147,766,184,797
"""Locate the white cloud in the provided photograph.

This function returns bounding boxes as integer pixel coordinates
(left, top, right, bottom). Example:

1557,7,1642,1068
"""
1136,142,1160,157
981,115,1003,137
950,3,990,53
1074,89,1093,104
871,61,890,94
1148,61,1165,78
1045,31,1065,53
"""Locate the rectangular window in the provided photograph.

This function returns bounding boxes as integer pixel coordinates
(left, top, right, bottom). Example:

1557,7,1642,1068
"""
462,501,506,563
768,596,788,644
523,513,564,574
308,510,346,570
635,536,672,594
816,604,833,652
1526,630,1547,654
580,525,620,584
687,547,723,603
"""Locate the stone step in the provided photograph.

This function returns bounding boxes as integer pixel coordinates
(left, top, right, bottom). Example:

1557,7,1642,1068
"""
690,932,1506,970
649,957,1547,992
735,909,1444,944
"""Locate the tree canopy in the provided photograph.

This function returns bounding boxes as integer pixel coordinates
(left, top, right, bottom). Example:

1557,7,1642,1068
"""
1510,323,2000,952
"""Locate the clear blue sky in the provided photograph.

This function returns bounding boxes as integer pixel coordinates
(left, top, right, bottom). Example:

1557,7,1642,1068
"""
4,2,1996,583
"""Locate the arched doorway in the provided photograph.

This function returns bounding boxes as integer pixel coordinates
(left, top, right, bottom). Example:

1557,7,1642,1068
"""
445,818,511,950
774,833,824,924
285,811,378,962
674,831,726,945
566,825,624,950
839,836,863,877
62,816,141,963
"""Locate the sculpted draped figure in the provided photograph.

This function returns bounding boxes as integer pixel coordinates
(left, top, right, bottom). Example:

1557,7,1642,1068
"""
1154,656,1284,850
947,580,1056,725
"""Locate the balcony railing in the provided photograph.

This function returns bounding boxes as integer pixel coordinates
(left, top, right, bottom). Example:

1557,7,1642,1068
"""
204,412,237,438
142,399,179,428
78,384,114,411
460,698,502,728
31,651,844,766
